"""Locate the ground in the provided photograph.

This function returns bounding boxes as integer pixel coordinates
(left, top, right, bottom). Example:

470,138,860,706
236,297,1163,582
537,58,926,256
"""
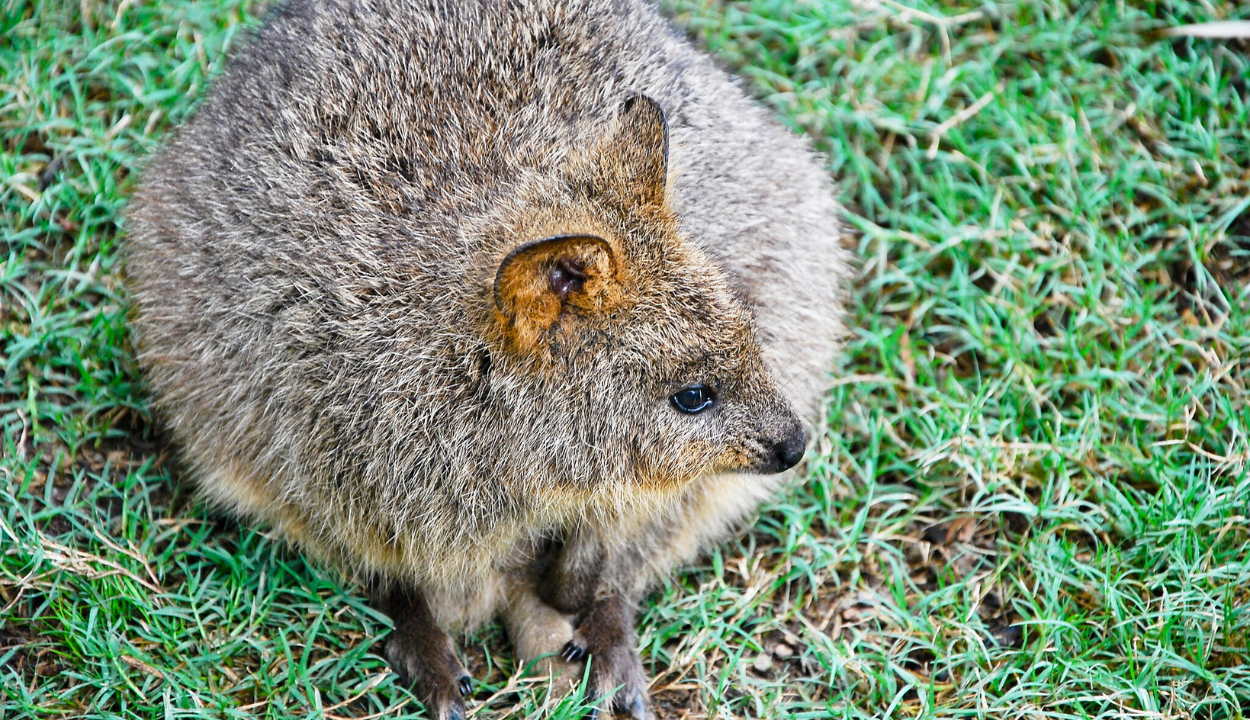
2,0,1249,718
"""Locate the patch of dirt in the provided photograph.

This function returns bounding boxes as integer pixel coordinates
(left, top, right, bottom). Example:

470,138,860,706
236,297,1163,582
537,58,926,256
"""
0,624,65,685
653,685,699,720
1212,208,1250,290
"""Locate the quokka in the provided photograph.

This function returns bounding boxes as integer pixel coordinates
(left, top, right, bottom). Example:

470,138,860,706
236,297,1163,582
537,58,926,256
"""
125,0,849,717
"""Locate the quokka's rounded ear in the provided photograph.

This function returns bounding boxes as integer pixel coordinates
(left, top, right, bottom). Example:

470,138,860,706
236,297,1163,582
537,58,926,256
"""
493,234,620,353
593,94,669,208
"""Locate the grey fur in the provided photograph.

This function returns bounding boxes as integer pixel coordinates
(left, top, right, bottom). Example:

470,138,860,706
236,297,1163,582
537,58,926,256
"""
125,0,849,715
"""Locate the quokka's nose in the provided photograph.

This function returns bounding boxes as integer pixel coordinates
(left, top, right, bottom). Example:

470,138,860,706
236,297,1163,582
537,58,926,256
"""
769,425,807,473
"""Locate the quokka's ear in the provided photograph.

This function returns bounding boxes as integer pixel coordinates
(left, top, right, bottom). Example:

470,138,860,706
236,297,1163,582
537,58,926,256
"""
593,95,669,208
493,234,620,353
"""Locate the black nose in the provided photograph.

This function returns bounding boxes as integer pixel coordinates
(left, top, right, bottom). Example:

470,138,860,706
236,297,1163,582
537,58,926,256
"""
769,426,807,473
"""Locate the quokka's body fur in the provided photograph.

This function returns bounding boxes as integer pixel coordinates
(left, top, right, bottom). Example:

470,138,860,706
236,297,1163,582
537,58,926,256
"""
126,0,849,716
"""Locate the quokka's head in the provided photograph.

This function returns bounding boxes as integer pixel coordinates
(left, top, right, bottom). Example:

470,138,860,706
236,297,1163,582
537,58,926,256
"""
480,96,806,493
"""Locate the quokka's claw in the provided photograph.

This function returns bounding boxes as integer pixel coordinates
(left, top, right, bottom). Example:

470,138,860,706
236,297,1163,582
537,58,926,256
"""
562,640,588,663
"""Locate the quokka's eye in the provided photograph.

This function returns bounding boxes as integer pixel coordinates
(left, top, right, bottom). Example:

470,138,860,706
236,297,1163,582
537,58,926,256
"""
671,384,717,414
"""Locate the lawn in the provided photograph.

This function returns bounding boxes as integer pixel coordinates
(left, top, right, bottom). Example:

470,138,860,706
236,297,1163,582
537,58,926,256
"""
3,0,1249,718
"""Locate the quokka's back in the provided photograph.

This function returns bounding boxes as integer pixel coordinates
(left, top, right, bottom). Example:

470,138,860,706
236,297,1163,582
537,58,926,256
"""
126,0,848,716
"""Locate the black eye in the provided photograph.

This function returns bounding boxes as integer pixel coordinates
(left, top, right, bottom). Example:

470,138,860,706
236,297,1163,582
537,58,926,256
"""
671,384,716,414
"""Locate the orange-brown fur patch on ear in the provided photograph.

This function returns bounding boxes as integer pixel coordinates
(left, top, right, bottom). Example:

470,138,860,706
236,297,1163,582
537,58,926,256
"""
493,234,619,353
593,95,669,209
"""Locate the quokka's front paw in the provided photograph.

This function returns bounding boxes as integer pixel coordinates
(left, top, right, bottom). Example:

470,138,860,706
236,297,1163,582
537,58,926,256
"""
383,624,472,720
563,597,652,720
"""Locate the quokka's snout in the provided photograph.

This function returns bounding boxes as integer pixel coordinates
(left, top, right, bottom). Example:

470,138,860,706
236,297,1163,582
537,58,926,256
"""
758,416,808,474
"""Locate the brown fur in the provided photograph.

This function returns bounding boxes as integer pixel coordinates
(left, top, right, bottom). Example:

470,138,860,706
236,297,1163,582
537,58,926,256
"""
124,0,850,717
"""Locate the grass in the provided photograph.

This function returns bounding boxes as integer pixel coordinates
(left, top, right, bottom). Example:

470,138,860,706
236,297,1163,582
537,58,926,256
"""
3,0,1249,717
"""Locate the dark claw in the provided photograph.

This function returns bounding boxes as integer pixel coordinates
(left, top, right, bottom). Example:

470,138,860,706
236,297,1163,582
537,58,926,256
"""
582,688,600,720
624,691,647,720
562,641,587,662
457,675,472,697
